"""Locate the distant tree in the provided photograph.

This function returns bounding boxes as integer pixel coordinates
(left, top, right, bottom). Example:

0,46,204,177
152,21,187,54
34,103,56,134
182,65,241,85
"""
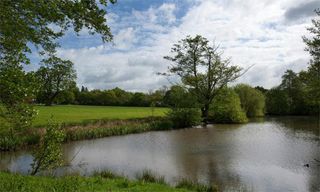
36,55,76,106
265,88,290,115
234,84,266,117
209,87,247,123
149,87,167,107
129,93,150,107
111,87,132,105
279,70,308,114
80,86,89,93
255,86,268,94
164,35,242,121
54,81,78,104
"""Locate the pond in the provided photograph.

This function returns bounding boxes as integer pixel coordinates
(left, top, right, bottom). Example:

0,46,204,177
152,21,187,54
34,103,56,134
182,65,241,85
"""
1,116,319,191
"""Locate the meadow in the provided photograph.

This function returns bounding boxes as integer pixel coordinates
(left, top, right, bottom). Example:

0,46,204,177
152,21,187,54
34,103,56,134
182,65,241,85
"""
33,105,169,126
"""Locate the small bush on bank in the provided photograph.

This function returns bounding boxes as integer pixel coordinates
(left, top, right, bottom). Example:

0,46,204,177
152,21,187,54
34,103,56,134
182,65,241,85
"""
167,108,202,128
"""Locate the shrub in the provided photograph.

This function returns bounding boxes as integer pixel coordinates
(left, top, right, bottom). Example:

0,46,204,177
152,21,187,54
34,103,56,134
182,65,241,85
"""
234,84,266,117
31,120,65,175
167,108,202,128
209,88,247,123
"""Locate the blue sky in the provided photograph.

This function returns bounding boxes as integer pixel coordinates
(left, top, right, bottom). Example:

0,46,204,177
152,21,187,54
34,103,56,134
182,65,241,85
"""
32,0,320,91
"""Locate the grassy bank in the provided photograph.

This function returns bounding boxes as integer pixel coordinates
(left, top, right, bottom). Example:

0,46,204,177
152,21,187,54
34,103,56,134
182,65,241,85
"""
1,117,173,151
33,105,169,126
0,172,188,192
1,105,171,150
0,171,217,192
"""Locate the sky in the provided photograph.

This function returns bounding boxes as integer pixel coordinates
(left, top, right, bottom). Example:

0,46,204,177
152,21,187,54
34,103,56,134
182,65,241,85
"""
34,0,320,92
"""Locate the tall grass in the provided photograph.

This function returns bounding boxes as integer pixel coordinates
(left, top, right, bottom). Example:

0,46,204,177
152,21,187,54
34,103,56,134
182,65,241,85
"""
136,170,166,184
176,179,219,192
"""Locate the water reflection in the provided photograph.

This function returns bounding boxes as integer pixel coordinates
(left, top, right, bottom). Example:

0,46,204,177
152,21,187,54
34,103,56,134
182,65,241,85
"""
0,117,319,191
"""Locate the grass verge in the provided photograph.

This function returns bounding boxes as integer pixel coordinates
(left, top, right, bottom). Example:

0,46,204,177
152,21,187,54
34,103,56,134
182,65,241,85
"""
0,171,191,192
0,171,219,192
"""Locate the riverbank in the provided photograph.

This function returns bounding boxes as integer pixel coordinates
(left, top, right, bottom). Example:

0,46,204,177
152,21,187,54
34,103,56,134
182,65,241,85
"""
0,171,217,192
1,116,174,151
1,105,173,151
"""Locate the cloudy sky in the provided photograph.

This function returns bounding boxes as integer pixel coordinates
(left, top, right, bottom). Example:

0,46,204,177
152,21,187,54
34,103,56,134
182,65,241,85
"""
45,0,320,91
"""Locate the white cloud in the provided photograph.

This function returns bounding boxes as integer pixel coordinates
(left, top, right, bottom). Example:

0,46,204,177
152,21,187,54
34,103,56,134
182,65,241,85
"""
58,0,314,91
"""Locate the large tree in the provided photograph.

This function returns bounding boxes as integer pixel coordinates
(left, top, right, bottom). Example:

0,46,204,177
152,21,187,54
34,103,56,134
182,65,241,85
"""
164,35,242,121
36,55,76,106
302,9,320,114
0,0,116,65
0,0,116,145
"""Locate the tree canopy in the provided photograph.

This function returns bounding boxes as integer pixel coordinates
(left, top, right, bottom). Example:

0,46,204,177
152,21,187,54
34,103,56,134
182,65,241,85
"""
0,0,116,65
302,9,320,113
36,55,76,106
164,35,242,121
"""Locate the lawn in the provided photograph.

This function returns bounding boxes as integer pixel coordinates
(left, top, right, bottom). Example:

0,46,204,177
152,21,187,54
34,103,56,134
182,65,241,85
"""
33,105,169,126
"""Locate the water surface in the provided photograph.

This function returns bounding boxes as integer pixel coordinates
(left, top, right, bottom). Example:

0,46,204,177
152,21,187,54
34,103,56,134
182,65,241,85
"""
1,117,319,191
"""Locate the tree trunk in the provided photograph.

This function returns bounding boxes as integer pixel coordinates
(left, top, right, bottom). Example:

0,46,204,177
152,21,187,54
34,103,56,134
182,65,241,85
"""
202,103,210,124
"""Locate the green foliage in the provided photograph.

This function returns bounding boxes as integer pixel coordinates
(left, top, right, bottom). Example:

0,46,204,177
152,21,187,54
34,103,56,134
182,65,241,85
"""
265,69,316,115
0,65,38,146
36,54,76,106
265,88,290,115
0,66,37,150
0,0,116,151
209,88,247,123
302,10,320,114
75,87,161,107
164,35,242,120
163,85,199,108
0,0,116,66
167,108,202,128
234,84,265,117
31,120,65,175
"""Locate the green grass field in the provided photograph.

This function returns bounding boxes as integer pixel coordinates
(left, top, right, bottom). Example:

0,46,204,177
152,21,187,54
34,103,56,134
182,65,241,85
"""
33,105,169,126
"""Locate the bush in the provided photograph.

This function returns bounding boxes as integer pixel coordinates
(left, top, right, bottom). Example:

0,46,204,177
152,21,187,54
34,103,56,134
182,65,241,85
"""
167,108,202,128
234,84,266,117
31,120,65,175
209,88,247,123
